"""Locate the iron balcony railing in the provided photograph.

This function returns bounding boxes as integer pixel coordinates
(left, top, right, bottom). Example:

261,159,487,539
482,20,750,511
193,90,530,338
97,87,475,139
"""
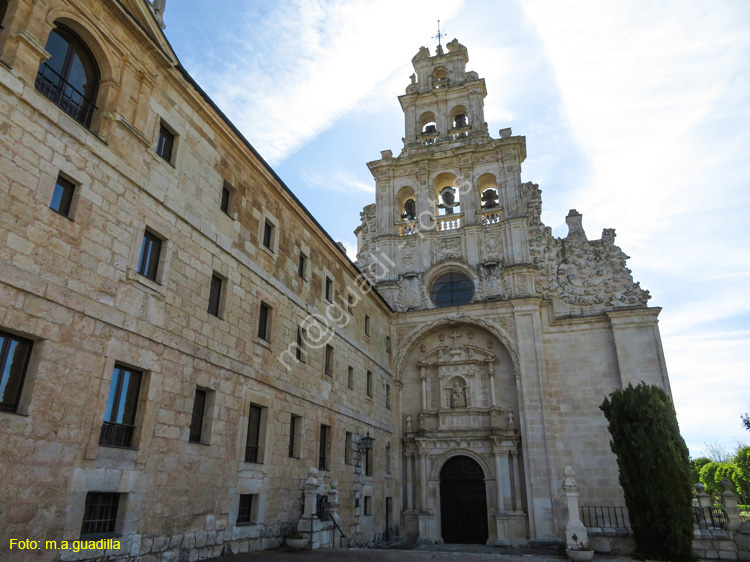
99,421,135,448
35,62,97,127
245,445,259,463
693,506,728,530
580,506,631,529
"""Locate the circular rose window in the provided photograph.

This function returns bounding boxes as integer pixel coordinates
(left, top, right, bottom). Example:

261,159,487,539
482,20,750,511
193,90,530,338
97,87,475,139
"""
430,272,474,308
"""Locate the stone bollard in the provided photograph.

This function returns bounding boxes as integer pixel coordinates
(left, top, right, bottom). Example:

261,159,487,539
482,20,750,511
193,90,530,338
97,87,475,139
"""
562,466,588,548
328,480,343,547
720,479,741,532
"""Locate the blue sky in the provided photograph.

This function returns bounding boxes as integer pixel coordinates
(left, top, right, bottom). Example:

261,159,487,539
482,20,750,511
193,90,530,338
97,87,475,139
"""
162,0,750,458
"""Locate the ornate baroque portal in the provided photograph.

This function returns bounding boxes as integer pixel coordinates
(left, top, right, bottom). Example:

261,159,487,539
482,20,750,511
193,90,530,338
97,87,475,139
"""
400,324,527,545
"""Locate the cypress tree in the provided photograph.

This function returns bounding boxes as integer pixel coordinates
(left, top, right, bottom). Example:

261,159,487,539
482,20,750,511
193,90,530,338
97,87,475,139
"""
600,383,694,561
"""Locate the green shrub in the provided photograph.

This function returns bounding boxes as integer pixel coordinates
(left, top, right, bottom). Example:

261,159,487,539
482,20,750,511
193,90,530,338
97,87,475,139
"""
600,383,694,562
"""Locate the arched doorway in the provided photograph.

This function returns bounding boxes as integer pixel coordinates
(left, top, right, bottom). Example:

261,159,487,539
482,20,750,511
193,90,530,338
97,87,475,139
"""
440,455,488,544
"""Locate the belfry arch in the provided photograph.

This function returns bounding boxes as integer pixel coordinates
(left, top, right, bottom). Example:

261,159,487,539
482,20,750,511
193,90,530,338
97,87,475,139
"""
398,322,528,545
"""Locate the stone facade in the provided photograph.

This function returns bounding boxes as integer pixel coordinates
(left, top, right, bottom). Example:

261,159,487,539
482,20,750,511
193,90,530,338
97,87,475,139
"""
0,1,396,561
0,1,675,559
355,41,671,546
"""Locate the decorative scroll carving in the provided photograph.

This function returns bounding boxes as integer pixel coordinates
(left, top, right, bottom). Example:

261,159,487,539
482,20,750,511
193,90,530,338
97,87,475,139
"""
436,236,461,261
355,203,377,276
524,182,650,308
397,273,425,311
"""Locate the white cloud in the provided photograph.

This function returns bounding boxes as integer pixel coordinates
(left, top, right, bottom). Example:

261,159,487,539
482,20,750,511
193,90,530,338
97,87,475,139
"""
301,168,375,194
520,0,750,456
190,0,466,165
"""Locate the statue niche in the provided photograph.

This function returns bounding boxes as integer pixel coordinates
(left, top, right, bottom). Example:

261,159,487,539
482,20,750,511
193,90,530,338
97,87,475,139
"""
449,378,468,408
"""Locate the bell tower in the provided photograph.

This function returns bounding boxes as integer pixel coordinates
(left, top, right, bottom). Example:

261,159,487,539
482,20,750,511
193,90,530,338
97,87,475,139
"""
356,39,530,310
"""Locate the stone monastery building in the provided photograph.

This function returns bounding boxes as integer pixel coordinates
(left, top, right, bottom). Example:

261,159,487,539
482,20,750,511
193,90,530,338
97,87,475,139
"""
0,0,671,560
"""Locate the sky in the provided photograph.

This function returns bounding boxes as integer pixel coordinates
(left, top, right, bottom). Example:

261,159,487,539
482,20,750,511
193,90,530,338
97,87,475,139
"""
162,0,750,459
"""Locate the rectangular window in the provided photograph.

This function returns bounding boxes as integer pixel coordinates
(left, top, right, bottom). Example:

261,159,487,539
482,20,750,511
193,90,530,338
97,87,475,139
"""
364,496,372,516
262,220,274,251
364,315,370,336
366,370,373,397
365,447,372,476
386,336,392,355
324,344,333,376
319,424,330,471
289,414,301,458
386,383,391,409
137,230,162,281
50,175,75,217
0,330,33,413
100,364,142,448
298,253,307,279
386,444,391,473
325,277,333,302
207,274,223,317
257,302,271,342
237,494,254,525
296,326,306,362
189,388,207,443
345,431,353,465
245,404,262,463
220,182,232,215
347,294,355,314
347,366,354,390
156,123,174,162
80,492,120,537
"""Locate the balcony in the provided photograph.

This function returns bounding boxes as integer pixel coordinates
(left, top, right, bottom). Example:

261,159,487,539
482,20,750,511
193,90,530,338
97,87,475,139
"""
478,207,504,225
436,214,462,232
397,219,419,236
99,421,135,448
35,62,97,127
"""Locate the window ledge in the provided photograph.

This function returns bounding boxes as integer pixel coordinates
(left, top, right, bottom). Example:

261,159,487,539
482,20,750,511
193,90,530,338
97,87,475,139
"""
255,337,272,350
98,443,139,452
259,244,277,260
0,409,29,417
126,268,167,297
188,440,211,447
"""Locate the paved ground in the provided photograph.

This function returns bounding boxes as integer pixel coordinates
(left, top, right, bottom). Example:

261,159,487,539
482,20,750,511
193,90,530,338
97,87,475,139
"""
205,544,635,562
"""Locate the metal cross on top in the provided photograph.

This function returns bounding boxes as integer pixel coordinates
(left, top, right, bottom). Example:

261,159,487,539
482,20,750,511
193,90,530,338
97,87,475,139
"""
432,19,445,48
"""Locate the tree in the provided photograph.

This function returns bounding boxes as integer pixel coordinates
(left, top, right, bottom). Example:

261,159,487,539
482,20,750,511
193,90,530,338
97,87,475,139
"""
690,457,711,487
699,462,723,495
742,413,750,432
734,446,750,505
600,383,694,562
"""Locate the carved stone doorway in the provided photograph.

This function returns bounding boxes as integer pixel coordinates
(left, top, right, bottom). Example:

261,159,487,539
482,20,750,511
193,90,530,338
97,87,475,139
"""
439,455,489,544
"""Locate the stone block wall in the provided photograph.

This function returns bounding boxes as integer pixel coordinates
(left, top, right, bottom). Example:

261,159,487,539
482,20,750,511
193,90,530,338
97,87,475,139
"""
0,1,397,560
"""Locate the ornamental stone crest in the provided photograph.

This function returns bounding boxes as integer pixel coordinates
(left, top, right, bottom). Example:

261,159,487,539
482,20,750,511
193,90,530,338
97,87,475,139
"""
524,182,650,308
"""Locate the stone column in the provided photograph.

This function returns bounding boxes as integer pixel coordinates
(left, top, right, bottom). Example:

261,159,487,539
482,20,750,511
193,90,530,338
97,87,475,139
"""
493,448,506,511
420,368,427,411
405,450,414,511
418,448,428,510
297,467,321,548
562,466,588,548
510,450,522,512
488,361,497,407
695,483,712,508
720,479,741,532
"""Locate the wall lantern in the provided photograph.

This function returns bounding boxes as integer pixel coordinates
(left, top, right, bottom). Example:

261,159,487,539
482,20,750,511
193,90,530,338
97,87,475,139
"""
361,431,374,452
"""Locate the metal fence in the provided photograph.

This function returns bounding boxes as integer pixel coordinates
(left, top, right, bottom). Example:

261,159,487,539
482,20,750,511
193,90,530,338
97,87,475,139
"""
580,506,631,528
694,506,728,530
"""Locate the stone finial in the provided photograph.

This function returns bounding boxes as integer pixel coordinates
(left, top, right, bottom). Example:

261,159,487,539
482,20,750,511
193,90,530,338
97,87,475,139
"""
720,478,733,492
499,128,512,138
695,482,705,493
330,479,338,490
564,466,576,478
565,209,588,242
152,0,167,29
305,467,318,486
381,150,393,159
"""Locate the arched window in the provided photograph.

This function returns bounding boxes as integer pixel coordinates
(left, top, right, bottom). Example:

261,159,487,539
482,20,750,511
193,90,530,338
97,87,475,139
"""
35,24,99,127
430,272,474,307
